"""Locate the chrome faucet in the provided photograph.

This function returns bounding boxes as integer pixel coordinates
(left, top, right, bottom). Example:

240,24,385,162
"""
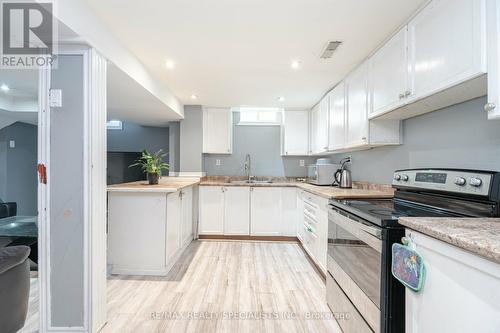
244,154,252,181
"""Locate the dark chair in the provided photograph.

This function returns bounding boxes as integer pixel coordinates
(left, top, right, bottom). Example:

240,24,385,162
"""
0,202,17,219
0,246,31,333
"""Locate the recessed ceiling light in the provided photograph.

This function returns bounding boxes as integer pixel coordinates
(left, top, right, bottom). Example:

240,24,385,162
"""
165,60,175,69
277,96,285,102
291,60,301,69
0,84,9,92
191,94,198,100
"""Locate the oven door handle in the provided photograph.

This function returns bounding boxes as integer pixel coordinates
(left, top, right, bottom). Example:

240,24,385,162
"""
358,221,382,238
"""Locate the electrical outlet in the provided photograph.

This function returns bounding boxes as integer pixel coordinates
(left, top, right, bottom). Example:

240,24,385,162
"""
299,159,305,167
9,140,15,148
216,159,221,166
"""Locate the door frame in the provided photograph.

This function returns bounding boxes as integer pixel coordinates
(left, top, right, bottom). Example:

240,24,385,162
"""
37,46,107,333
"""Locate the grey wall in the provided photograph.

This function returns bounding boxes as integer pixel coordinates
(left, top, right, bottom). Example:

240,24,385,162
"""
169,122,180,173
0,122,37,215
204,112,316,177
180,105,204,173
330,97,500,184
107,122,169,154
50,55,85,327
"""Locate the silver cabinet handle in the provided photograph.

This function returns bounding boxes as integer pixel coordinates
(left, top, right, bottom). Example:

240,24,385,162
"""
484,103,497,112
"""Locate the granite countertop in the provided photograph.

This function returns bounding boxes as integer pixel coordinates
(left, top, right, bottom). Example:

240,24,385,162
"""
199,176,395,200
399,217,500,264
107,177,200,193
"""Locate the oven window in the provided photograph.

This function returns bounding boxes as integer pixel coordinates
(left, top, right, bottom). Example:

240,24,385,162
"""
328,222,381,308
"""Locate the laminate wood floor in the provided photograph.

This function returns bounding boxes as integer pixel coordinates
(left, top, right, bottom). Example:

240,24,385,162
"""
20,241,342,333
102,240,341,333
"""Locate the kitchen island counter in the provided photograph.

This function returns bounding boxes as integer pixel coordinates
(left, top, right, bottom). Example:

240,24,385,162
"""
107,177,200,193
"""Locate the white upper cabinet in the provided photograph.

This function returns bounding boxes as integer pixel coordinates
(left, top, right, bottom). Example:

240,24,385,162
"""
202,108,233,154
369,27,409,118
407,0,486,102
486,0,500,119
328,82,346,151
224,187,250,235
281,111,309,156
310,104,319,154
310,96,330,155
346,61,370,147
317,96,330,153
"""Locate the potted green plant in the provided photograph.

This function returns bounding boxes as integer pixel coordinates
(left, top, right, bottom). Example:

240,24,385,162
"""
129,149,170,185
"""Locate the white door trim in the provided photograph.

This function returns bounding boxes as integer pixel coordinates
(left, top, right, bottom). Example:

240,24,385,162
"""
38,46,107,333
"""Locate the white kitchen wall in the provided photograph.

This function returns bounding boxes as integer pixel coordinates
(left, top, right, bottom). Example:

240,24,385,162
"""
203,112,316,177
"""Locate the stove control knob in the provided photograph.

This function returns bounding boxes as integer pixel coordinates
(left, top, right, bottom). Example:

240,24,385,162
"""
394,174,401,181
454,177,466,186
469,177,482,187
401,174,409,182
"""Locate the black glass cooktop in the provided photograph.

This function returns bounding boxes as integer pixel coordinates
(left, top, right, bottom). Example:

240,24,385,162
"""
330,198,463,228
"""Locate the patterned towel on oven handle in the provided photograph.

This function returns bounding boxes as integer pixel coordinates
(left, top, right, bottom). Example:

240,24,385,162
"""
391,241,426,292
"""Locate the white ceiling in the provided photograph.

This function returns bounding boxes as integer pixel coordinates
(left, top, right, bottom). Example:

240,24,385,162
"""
0,69,38,98
85,0,427,109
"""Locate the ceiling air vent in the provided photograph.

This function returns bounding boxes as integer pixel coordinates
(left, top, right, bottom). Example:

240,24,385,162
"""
321,41,343,59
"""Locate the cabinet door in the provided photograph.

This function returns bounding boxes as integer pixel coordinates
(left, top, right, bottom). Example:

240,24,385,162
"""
282,111,309,155
370,27,408,117
280,188,297,237
166,192,181,264
199,186,224,234
224,187,250,235
310,104,319,154
407,0,486,102
181,186,193,246
487,0,500,119
346,62,369,147
317,96,330,152
250,187,282,236
203,108,232,154
328,82,346,150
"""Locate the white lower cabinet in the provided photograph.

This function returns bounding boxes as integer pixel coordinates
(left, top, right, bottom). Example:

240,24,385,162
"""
180,186,193,246
406,230,500,333
224,187,250,235
296,190,328,274
199,186,224,234
166,191,181,264
250,187,282,236
199,186,298,237
108,185,195,276
281,188,298,237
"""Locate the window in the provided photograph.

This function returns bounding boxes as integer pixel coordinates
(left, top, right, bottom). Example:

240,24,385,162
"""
106,120,123,130
237,107,283,126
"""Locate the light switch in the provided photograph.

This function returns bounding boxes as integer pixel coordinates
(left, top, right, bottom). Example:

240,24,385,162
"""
299,159,305,167
9,140,15,148
49,89,62,107
216,159,221,166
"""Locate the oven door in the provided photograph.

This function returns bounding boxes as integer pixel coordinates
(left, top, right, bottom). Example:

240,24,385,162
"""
327,207,383,333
